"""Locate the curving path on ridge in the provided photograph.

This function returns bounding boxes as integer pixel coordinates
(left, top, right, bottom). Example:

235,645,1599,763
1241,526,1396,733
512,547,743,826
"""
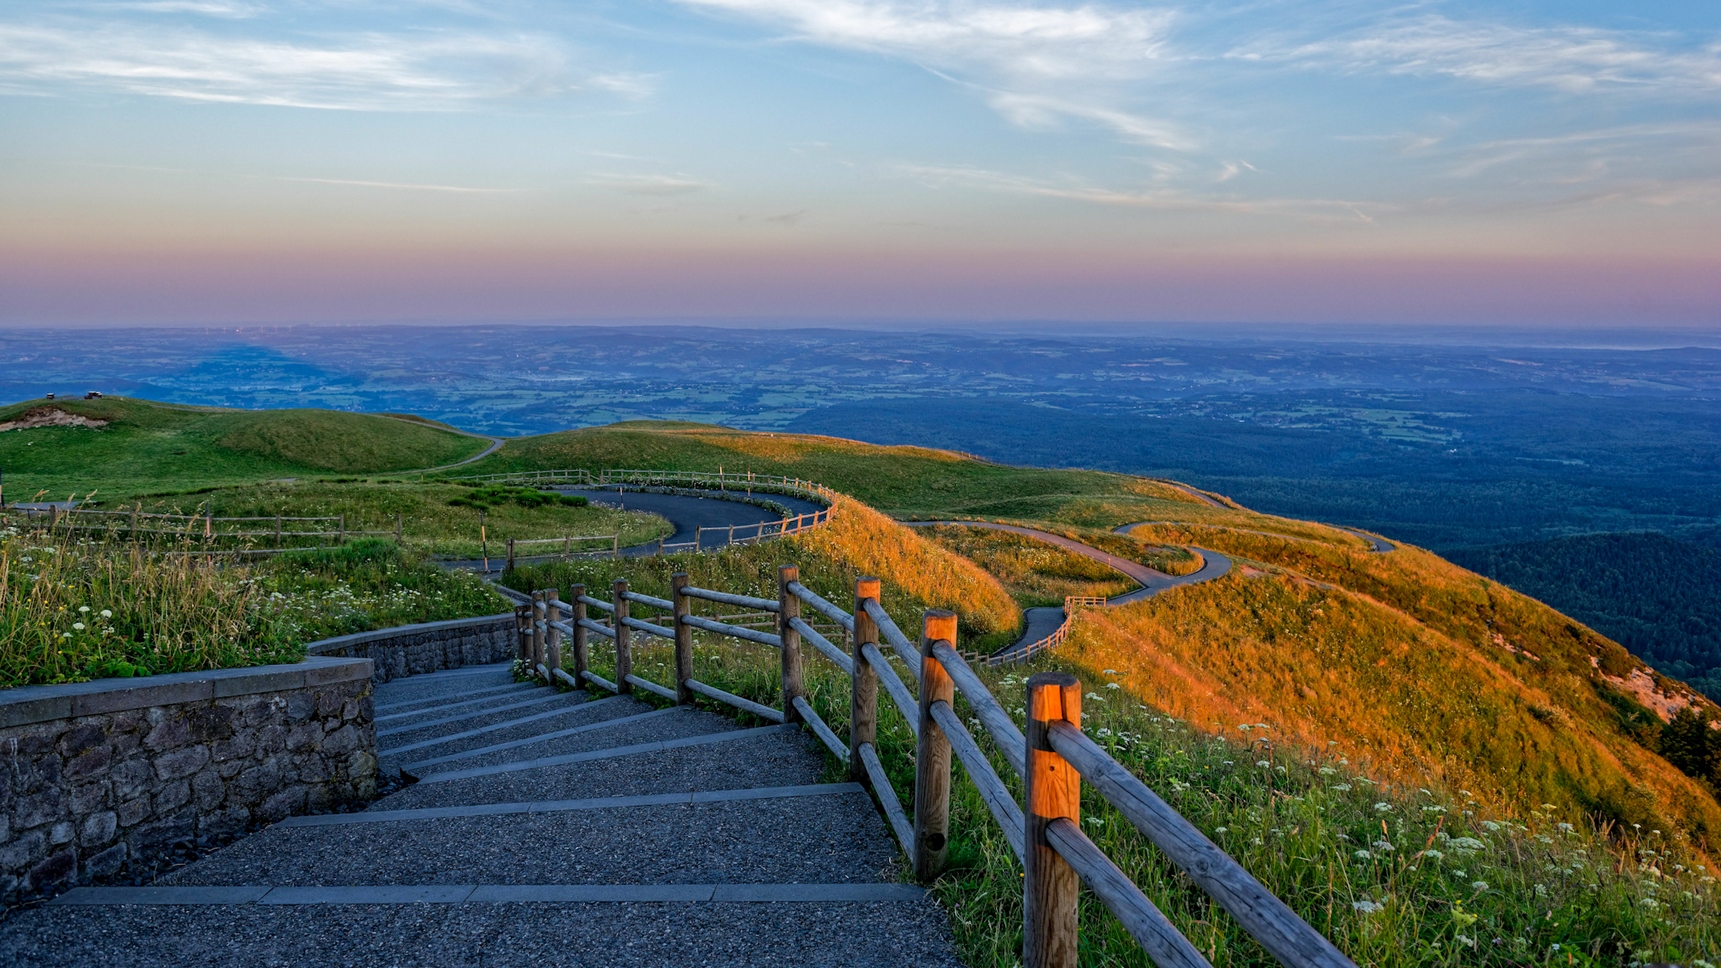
903,521,1233,659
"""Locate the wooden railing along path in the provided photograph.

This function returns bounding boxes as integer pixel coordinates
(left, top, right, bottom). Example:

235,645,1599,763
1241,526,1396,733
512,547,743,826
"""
3,506,400,556
511,567,1355,968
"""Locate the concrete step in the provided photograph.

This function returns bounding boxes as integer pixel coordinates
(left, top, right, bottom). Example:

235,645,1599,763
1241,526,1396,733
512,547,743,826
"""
375,689,592,744
369,663,516,707
378,694,651,769
3,892,963,967
389,704,685,777
156,785,898,887
372,680,534,716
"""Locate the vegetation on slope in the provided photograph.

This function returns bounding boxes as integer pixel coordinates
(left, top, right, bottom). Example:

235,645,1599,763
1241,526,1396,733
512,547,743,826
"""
918,524,1137,606
1447,532,1721,700
105,480,668,559
0,530,504,686
0,396,487,500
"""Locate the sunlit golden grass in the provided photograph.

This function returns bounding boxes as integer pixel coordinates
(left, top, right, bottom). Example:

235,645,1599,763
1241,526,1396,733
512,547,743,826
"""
1060,570,1721,856
918,524,1138,606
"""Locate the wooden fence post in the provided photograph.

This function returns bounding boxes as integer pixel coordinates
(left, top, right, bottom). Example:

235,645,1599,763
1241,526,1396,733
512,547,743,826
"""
672,573,694,704
338,513,345,544
570,584,589,686
1024,672,1082,968
274,514,281,546
505,537,515,574
613,579,632,694
545,588,562,681
516,604,531,666
914,609,957,881
396,513,404,544
531,591,547,671
850,578,881,783
778,565,803,723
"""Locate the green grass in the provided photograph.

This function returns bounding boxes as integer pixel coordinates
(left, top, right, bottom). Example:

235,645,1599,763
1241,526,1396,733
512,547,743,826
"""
0,530,506,686
0,396,487,501
102,480,670,559
527,595,1719,967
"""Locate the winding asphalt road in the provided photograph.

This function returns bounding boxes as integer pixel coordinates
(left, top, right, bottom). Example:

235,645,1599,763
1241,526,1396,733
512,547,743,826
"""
904,520,1234,658
569,486,827,556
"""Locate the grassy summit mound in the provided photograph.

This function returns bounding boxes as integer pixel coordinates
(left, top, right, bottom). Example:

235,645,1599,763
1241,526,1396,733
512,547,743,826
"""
0,396,487,499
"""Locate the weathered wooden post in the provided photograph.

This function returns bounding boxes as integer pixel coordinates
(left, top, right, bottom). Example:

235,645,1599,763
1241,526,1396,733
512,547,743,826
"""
778,565,804,723
274,514,281,546
613,578,632,694
544,588,562,680
396,513,404,544
338,513,345,544
1024,672,1082,968
531,590,547,672
569,584,589,686
515,604,531,665
505,537,515,574
849,577,881,782
914,609,956,880
672,572,694,704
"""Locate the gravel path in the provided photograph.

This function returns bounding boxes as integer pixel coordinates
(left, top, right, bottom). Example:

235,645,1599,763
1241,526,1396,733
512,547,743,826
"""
2,662,955,966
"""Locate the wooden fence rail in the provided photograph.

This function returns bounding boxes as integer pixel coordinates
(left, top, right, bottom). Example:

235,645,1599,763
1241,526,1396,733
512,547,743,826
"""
510,563,1355,968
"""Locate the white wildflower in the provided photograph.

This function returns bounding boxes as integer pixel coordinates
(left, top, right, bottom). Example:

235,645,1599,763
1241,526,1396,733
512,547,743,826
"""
1351,900,1384,914
1471,881,1489,892
1373,802,1391,812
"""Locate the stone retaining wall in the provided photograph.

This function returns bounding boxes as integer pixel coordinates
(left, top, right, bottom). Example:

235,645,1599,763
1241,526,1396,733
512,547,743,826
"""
0,657,374,904
306,614,515,684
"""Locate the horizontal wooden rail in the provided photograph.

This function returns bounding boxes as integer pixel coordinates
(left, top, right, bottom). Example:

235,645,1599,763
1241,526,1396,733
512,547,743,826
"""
1046,721,1356,968
511,534,617,547
788,617,852,674
928,699,1024,862
581,670,620,693
861,643,919,740
577,618,616,640
621,591,675,611
679,615,782,648
625,674,677,701
862,599,920,675
791,696,848,763
682,586,779,613
683,679,785,723
619,616,675,640
577,595,616,614
550,620,575,637
786,582,855,633
553,668,581,690
1045,818,1212,968
932,641,1027,778
858,742,914,865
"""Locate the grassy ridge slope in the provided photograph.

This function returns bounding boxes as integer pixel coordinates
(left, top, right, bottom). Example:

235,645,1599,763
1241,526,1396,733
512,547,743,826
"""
471,421,1721,847
0,397,487,499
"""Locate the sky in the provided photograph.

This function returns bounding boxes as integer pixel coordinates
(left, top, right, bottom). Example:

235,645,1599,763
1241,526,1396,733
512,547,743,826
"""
1,0,1719,328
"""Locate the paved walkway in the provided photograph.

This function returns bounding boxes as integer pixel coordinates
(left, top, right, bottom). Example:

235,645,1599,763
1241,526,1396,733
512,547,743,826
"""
905,521,1233,658
1,665,960,967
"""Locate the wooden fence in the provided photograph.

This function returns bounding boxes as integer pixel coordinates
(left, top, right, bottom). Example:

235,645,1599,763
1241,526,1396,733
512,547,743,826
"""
2,505,399,556
512,567,1355,968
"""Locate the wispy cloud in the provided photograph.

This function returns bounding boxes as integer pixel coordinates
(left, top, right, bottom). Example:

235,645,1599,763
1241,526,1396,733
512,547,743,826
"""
898,162,1375,220
282,176,523,193
675,0,1187,148
1234,14,1721,94
590,173,713,195
0,19,652,110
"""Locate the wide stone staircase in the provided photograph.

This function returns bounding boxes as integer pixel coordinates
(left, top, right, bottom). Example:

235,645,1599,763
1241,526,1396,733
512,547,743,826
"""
1,664,962,967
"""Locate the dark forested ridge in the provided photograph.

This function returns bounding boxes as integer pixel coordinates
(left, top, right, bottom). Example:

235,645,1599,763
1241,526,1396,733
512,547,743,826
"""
1446,534,1721,699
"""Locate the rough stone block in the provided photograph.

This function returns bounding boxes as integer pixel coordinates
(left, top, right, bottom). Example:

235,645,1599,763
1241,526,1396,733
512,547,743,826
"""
116,796,151,828
322,724,360,756
15,787,64,829
49,821,75,845
69,780,109,815
142,715,191,752
154,744,210,782
64,745,112,780
285,723,322,752
110,759,154,800
0,830,45,871
192,770,225,811
154,779,190,813
80,811,117,847
211,731,254,762
285,692,315,722
257,785,305,822
27,848,76,891
58,724,107,758
84,843,126,878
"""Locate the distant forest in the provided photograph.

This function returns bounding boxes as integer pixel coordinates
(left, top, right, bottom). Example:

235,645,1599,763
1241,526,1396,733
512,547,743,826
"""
1447,534,1721,699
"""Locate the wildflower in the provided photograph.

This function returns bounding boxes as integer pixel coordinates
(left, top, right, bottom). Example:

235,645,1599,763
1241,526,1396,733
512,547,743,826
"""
1354,849,1372,860
1214,827,1227,835
1640,898,1660,910
1423,849,1444,860
79,605,90,613
72,622,85,630
1256,760,1270,768
1448,837,1486,851
1456,935,1476,949
1471,881,1489,892
1085,692,1103,702
1373,802,1391,812
1105,682,1120,690
1102,669,1117,674
1351,900,1384,914
1557,822,1574,833
1330,783,1351,792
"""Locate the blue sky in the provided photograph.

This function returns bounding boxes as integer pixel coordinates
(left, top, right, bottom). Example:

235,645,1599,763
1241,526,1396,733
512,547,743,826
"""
1,1,1718,326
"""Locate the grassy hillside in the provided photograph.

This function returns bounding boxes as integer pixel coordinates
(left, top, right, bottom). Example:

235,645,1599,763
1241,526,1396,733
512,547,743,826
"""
1448,533,1721,700
469,420,1721,850
0,396,487,500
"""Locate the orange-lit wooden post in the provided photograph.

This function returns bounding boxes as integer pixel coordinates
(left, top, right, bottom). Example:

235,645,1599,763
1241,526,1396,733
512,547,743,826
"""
1024,672,1082,968
850,577,881,783
672,572,694,704
914,609,956,880
778,565,804,723
569,584,589,686
613,579,632,694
